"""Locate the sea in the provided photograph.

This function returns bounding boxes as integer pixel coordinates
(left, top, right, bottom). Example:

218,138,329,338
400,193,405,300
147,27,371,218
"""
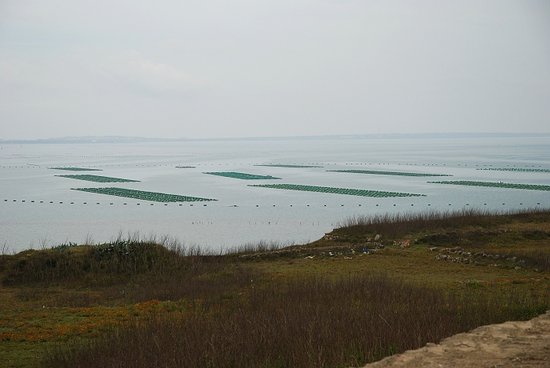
1,135,549,253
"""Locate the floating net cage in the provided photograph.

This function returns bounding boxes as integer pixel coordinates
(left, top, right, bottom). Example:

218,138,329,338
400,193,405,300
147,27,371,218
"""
56,175,140,183
204,172,281,180
50,167,102,171
327,169,451,177
430,181,550,191
249,184,425,197
71,187,216,202
254,164,323,168
476,168,550,173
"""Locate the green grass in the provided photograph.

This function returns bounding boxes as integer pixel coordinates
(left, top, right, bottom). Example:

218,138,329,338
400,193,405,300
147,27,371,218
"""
55,175,140,183
328,169,451,177
49,167,102,172
429,180,550,191
249,183,425,197
204,171,281,180
71,187,216,202
1,210,549,368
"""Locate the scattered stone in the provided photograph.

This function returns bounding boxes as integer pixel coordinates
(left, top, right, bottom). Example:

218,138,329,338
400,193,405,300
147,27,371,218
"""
399,240,411,248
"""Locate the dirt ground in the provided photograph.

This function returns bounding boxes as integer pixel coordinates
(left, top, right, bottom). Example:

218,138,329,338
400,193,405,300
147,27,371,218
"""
363,311,550,368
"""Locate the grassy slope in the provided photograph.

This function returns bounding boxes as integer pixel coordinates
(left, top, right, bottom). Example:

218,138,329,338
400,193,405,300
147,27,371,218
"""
0,210,549,367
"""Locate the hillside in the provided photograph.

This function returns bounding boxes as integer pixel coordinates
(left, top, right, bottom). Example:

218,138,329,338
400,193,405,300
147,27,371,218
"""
1,210,549,367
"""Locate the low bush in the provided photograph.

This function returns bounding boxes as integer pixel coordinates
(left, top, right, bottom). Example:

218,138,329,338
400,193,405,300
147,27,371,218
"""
44,274,547,368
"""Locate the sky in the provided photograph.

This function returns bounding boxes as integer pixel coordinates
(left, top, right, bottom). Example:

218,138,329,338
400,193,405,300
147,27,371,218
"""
0,0,549,139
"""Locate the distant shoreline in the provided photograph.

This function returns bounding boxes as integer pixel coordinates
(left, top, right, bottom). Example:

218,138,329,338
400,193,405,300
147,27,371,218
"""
2,132,550,145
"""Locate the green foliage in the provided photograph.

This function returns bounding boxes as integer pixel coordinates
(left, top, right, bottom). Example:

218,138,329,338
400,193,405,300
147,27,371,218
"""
2,241,181,285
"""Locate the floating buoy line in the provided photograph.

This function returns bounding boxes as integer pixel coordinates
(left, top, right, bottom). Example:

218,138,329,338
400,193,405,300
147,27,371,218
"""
2,199,544,208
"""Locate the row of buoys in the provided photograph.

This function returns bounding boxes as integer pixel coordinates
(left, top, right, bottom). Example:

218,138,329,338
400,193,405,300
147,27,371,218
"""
4,199,543,207
249,184,425,198
2,199,215,206
0,166,42,169
3,162,545,170
50,167,103,171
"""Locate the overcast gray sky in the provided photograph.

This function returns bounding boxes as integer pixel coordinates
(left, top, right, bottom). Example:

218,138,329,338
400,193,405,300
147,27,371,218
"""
1,0,549,139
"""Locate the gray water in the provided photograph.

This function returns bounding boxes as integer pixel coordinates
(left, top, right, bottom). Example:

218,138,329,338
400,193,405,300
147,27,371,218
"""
1,136,549,253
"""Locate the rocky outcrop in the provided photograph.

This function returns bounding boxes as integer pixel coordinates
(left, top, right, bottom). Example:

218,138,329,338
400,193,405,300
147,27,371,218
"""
362,311,550,368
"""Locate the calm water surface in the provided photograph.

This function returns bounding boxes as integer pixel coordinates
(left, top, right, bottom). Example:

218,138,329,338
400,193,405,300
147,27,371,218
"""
1,136,549,252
